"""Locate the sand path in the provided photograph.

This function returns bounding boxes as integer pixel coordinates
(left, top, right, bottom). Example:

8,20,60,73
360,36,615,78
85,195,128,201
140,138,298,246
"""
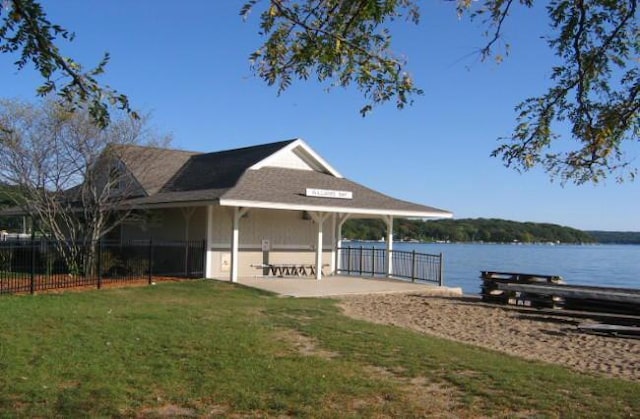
337,293,640,381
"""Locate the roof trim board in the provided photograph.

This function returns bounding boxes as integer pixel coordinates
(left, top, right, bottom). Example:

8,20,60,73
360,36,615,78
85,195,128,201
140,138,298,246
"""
218,198,453,219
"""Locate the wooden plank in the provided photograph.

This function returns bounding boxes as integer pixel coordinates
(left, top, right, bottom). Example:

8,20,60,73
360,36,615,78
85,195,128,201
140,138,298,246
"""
481,271,563,283
564,298,639,315
577,323,640,338
497,283,640,305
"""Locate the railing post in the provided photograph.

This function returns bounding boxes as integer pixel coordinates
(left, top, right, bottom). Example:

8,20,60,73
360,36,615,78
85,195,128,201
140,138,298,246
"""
148,238,153,285
439,252,444,286
347,246,351,274
359,246,363,276
185,240,190,277
371,246,375,276
97,240,102,289
411,250,416,283
184,241,189,278
30,233,36,294
201,239,206,277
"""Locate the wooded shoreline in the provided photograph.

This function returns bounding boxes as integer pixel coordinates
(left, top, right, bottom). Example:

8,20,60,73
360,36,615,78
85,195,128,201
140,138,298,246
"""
342,218,640,245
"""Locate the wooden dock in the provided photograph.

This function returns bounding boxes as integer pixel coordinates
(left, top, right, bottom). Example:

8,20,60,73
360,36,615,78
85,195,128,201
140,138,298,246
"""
480,271,565,308
480,271,640,315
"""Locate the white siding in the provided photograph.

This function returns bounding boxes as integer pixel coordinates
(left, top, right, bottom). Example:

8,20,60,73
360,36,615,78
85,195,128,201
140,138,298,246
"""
238,208,331,249
121,207,207,242
260,148,314,171
208,208,333,279
122,205,335,279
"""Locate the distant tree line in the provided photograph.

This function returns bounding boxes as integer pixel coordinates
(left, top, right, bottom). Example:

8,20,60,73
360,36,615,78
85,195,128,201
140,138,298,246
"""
587,231,640,245
343,218,598,244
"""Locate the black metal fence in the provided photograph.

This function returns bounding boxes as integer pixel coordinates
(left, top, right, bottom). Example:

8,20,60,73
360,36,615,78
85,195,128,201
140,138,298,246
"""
0,238,206,295
337,246,444,285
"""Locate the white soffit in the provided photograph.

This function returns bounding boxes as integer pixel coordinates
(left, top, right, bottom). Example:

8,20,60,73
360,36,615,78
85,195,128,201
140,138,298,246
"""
219,199,453,219
249,138,343,178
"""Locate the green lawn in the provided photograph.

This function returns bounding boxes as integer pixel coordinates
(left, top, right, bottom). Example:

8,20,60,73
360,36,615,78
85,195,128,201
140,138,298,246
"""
0,280,637,417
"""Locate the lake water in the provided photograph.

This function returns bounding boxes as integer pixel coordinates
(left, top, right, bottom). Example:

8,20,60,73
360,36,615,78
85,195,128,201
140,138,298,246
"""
349,242,640,295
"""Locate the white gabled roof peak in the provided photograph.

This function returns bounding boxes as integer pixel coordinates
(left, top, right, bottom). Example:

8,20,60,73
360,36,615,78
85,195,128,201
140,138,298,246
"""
249,138,343,178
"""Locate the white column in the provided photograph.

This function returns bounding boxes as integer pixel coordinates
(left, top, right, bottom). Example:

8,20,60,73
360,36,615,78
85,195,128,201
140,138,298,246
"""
315,213,324,280
329,214,337,275
230,207,248,283
205,205,215,278
181,207,196,276
385,215,394,277
309,212,330,280
335,213,351,274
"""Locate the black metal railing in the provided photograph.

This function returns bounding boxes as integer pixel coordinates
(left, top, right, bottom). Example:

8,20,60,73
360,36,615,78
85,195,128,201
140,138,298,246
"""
0,238,206,295
337,245,443,285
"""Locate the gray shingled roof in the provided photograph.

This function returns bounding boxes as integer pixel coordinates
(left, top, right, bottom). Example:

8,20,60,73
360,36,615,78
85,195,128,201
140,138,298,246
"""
116,144,200,195
220,167,450,216
115,140,298,196
0,140,451,218
160,140,296,192
1,140,449,218
124,165,450,217
117,140,297,206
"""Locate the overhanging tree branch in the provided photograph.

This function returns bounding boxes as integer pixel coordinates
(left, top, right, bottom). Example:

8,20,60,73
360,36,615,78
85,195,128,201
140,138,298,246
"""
243,0,422,115
1,0,137,128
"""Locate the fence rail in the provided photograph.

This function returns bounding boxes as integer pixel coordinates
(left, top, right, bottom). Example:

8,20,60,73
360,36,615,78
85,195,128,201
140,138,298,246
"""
0,238,206,295
337,246,443,285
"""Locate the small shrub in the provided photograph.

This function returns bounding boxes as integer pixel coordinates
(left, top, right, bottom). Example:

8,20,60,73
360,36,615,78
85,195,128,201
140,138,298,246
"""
100,251,124,277
0,247,12,272
124,256,149,277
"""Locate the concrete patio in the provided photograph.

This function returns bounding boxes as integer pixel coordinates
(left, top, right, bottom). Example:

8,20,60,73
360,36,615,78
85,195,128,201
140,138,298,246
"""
234,275,463,298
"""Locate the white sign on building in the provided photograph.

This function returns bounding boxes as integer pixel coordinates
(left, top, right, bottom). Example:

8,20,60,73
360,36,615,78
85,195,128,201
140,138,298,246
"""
305,188,353,200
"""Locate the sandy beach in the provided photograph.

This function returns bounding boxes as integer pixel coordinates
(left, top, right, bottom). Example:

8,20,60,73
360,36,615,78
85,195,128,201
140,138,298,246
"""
337,293,640,381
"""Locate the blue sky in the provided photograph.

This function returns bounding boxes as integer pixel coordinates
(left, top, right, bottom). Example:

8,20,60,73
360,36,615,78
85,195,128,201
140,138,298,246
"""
2,1,638,231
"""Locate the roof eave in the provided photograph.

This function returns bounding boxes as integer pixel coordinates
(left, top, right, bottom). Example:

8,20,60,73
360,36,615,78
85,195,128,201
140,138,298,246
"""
0,206,27,217
123,198,221,210
218,198,453,219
